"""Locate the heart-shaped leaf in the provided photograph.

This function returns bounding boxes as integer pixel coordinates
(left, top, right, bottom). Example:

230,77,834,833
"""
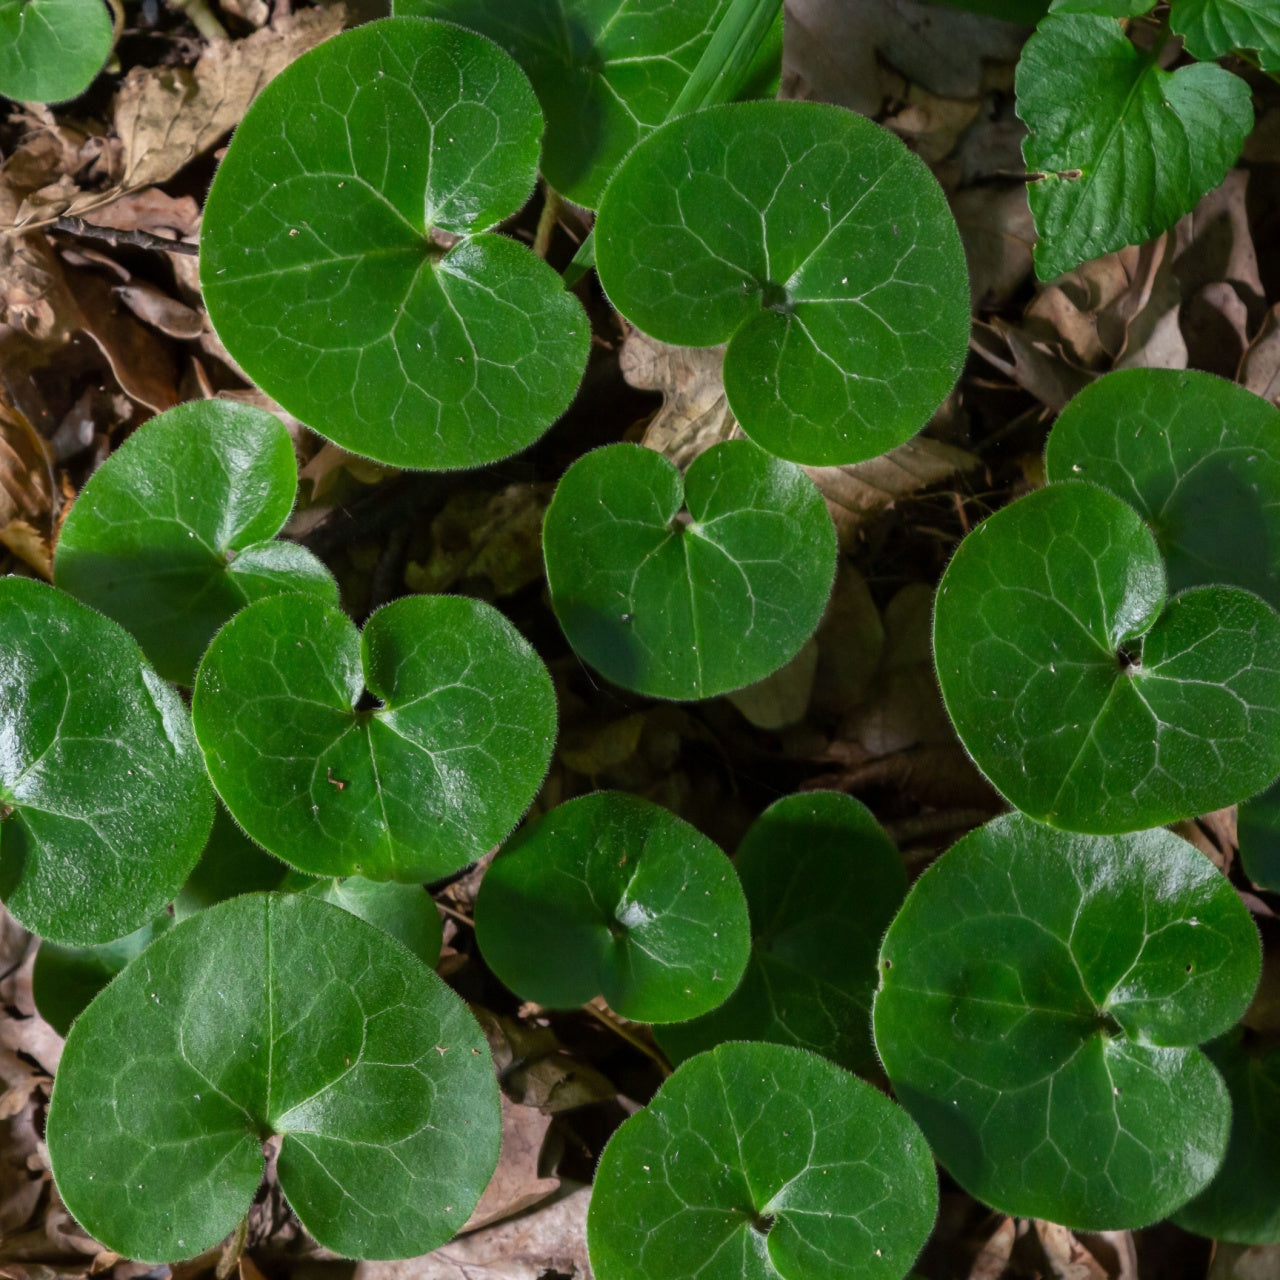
594,100,970,466
54,400,337,686
873,814,1259,1229
0,0,112,102
193,592,556,882
1018,13,1253,279
200,18,589,471
933,482,1280,832
1238,780,1280,892
474,791,751,1023
299,876,444,966
47,892,500,1262
1173,0,1280,72
1174,1030,1280,1244
656,791,906,1072
543,440,836,700
391,0,779,209
587,1041,938,1280
1044,369,1280,610
0,577,214,945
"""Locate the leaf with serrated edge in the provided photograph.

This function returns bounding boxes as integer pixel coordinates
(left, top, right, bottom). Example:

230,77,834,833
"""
0,0,111,102
588,1041,937,1280
657,791,906,1072
873,814,1259,1229
200,18,588,470
543,440,837,700
1173,0,1280,71
475,791,751,1023
933,482,1280,832
594,101,969,465
55,400,337,686
1045,369,1280,611
1018,13,1253,280
0,577,214,945
47,892,500,1262
193,593,556,882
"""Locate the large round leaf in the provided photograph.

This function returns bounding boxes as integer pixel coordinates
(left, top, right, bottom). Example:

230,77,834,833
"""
1174,1030,1280,1244
200,18,589,470
0,0,112,103
392,0,779,209
543,441,837,700
594,101,969,466
0,577,214,945
193,593,556,882
657,791,906,1072
475,791,751,1023
55,400,337,685
873,814,1259,1229
933,482,1280,832
1044,369,1280,610
587,1041,937,1280
47,892,500,1262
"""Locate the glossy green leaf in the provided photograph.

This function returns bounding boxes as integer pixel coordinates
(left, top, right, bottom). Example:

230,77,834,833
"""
933,482,1280,832
1049,0,1153,13
543,441,836,700
200,18,588,471
1017,13,1253,280
33,917,171,1038
193,592,556,882
173,802,291,920
1174,1030,1280,1244
47,892,500,1262
391,0,779,209
588,1041,937,1280
657,791,906,1072
594,101,970,466
301,877,444,966
0,577,214,945
1238,779,1280,892
1044,369,1280,610
0,0,112,102
1173,0,1280,71
873,814,1259,1229
475,791,751,1023
54,400,337,686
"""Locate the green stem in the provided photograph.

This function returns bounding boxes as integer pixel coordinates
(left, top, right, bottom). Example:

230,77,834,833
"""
166,0,228,41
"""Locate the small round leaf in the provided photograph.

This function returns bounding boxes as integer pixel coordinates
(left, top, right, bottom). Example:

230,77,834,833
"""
55,400,337,685
173,801,292,919
193,592,556,882
587,1041,938,1280
543,441,837,700
0,577,214,945
47,892,500,1262
200,18,589,470
1238,779,1280,892
302,876,444,966
594,101,969,465
0,0,112,103
934,482,1280,832
873,814,1259,1229
657,791,906,1072
475,791,750,1023
1044,368,1280,610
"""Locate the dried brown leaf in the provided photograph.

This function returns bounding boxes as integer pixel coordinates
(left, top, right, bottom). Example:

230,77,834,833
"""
1243,304,1280,404
114,282,205,341
462,1097,559,1233
953,185,1035,310
1034,1221,1108,1280
0,403,54,527
967,1216,1016,1280
726,637,819,730
0,520,53,580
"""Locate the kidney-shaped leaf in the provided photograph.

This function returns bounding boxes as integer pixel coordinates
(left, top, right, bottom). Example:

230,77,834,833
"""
475,791,750,1023
657,791,906,1072
391,0,778,209
47,892,500,1262
1172,0,1280,72
588,1041,937,1280
1045,369,1280,611
543,440,836,700
1018,13,1253,280
873,814,1259,1229
0,0,112,103
0,577,214,945
934,482,1280,832
200,18,588,470
55,400,337,685
1174,1030,1280,1244
594,101,970,466
193,592,556,882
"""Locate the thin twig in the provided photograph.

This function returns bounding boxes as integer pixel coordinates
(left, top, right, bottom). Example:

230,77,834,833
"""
166,0,228,41
51,215,199,256
581,1001,671,1076
436,901,475,929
